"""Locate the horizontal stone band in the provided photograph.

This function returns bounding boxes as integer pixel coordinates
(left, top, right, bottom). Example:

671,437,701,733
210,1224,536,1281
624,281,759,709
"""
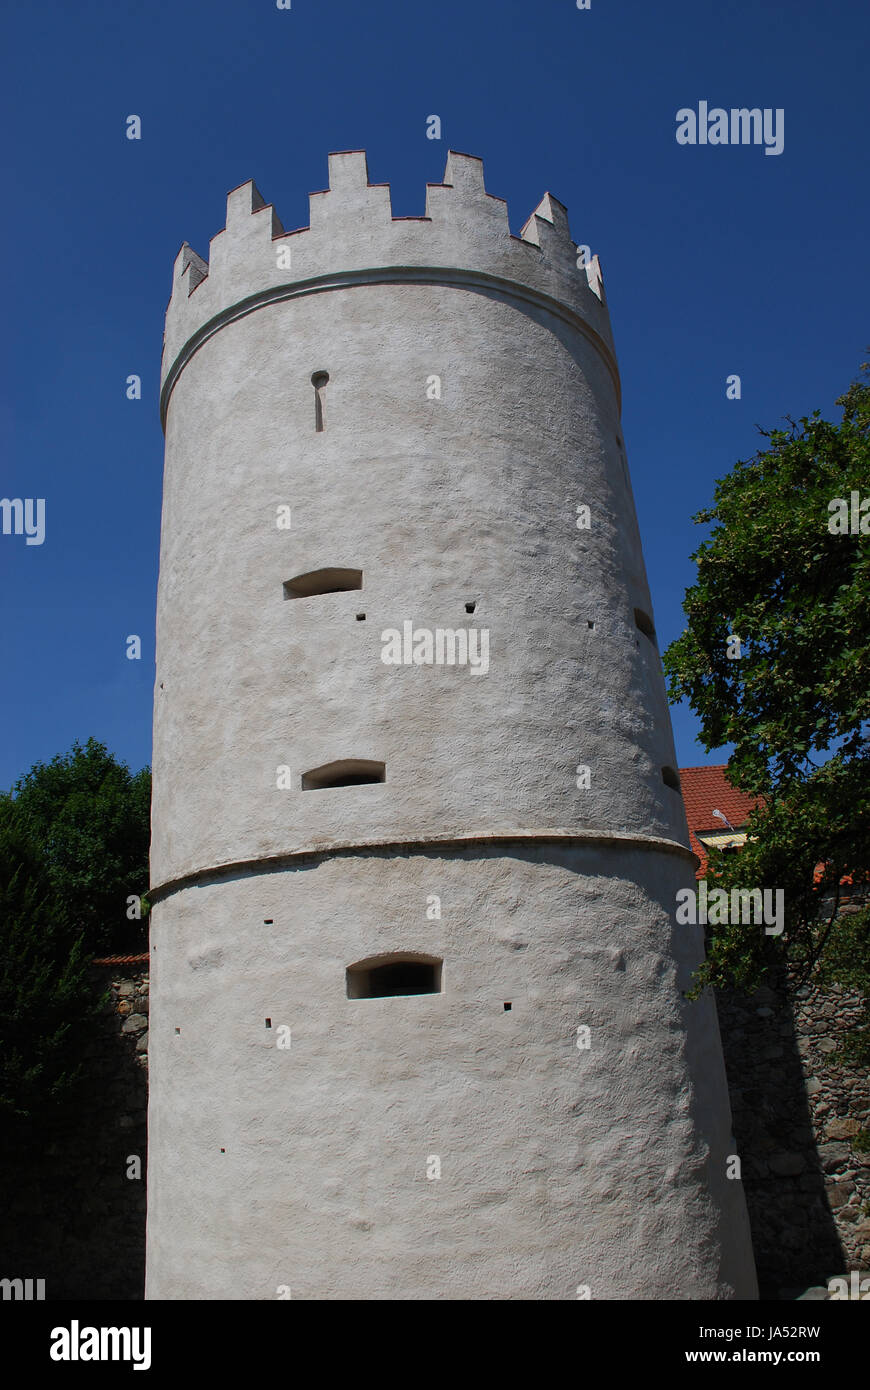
149,825,697,902
159,264,621,428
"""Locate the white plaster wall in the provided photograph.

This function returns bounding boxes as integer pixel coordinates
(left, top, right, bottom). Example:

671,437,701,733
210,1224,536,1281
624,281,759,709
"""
147,151,758,1299
152,281,684,886
146,845,756,1299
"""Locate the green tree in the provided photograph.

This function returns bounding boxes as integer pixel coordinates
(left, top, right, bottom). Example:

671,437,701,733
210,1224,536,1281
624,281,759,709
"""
10,738,151,954
0,795,104,1156
663,364,870,1041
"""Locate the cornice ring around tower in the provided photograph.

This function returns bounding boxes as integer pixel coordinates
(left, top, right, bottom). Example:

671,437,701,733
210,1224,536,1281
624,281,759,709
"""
159,265,622,431
149,826,697,904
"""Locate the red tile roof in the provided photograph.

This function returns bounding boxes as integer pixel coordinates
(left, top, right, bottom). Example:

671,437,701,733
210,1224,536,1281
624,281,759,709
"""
680,765,759,878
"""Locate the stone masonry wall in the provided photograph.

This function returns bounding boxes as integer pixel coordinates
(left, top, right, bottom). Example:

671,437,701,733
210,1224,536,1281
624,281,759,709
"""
718,963,870,1299
0,957,148,1301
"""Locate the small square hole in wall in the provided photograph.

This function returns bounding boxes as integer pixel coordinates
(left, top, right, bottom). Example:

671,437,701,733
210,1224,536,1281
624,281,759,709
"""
356,613,366,622
265,1018,272,1028
503,1002,512,1011
587,620,595,629
175,1027,181,1034
220,1148,225,1154
465,601,476,614
264,919,273,925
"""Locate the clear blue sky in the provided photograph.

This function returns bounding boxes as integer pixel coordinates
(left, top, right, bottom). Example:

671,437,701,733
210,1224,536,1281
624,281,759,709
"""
1,0,867,789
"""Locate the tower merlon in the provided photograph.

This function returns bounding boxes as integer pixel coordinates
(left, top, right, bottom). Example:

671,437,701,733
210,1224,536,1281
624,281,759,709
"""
171,243,208,300
423,150,510,238
520,191,571,246
225,178,285,239
585,251,605,303
309,150,393,230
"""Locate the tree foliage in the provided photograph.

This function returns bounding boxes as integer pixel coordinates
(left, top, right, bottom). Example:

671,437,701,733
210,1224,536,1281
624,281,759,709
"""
0,796,104,1153
663,363,870,1033
0,740,151,1147
10,737,151,954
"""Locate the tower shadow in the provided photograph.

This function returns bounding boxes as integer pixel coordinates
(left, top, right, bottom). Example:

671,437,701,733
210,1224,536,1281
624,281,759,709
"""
716,972,846,1299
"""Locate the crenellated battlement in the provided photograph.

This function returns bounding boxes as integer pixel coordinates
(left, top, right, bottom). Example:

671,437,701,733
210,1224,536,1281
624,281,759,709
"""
160,151,615,422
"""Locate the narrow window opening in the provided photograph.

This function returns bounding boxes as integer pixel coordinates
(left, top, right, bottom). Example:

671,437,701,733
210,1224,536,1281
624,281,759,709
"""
661,766,680,791
220,1148,225,1153
346,953,442,999
265,1018,272,1028
311,370,329,431
263,919,273,925
356,612,366,622
503,1002,512,1011
175,1027,181,1034
465,601,477,614
283,567,362,600
302,758,385,791
587,620,595,630
634,608,656,642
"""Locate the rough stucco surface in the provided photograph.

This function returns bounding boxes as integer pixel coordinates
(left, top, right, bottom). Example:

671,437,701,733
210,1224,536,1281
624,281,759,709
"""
147,151,758,1298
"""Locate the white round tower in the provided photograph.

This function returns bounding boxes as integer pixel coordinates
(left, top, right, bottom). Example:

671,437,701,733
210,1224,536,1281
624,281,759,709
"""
147,150,758,1299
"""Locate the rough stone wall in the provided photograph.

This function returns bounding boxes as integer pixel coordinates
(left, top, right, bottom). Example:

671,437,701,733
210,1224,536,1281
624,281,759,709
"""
718,968,870,1299
0,960,148,1300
